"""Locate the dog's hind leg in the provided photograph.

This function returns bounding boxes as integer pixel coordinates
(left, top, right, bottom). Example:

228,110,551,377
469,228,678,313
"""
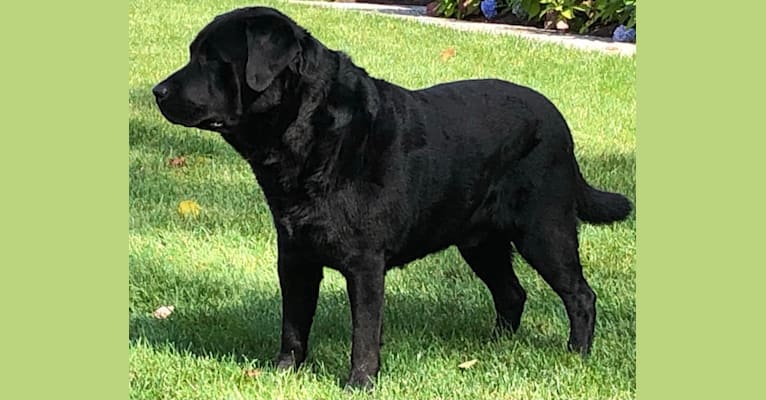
513,210,596,355
458,237,527,334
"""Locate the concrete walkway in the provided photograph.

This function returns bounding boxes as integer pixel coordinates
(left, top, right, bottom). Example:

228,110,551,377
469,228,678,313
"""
290,1,636,57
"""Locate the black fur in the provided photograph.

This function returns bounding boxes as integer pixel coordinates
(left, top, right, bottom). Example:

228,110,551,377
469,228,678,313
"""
153,6,632,389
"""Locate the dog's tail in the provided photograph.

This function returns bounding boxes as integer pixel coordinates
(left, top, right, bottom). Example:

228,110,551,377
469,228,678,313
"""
574,164,633,224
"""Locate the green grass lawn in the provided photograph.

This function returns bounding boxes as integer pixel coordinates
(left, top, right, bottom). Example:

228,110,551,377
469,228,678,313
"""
129,0,636,398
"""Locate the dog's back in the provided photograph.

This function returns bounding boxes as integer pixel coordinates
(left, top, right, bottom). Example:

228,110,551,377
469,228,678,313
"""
371,79,589,262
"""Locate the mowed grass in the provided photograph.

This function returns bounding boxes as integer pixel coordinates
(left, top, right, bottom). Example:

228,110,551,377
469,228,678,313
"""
129,0,636,399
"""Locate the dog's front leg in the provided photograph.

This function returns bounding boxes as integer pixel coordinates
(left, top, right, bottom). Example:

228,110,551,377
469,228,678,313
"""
343,254,385,389
274,247,323,370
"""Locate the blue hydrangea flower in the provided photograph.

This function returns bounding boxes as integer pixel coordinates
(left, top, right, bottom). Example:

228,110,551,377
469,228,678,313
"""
612,25,636,43
480,0,497,20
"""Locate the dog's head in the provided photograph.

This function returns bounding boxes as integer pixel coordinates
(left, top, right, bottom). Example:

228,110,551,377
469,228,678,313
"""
153,7,306,132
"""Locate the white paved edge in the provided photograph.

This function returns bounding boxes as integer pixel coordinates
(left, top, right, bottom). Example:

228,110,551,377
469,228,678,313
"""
289,1,636,57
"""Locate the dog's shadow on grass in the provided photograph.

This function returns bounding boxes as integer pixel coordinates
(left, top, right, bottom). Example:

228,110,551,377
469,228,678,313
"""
129,271,499,385
129,262,632,386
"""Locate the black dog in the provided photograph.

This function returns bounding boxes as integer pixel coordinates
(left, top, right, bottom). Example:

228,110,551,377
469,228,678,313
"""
153,6,632,389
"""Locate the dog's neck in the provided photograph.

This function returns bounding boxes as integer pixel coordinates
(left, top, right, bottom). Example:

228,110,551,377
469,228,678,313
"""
221,43,383,210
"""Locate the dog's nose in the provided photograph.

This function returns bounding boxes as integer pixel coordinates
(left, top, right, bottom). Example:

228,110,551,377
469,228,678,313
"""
152,83,169,100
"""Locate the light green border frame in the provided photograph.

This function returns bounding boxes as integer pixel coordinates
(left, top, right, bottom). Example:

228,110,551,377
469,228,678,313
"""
0,1,126,398
5,0,763,398
636,0,765,398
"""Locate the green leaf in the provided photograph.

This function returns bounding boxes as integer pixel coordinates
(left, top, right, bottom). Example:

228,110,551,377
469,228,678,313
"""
627,14,636,28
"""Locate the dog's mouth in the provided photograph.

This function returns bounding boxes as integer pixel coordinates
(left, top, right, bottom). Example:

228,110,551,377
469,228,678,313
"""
201,118,224,129
196,117,240,133
155,97,236,132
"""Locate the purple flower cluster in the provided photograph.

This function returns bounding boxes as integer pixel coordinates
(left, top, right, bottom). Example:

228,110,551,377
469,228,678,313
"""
480,0,497,20
612,25,636,43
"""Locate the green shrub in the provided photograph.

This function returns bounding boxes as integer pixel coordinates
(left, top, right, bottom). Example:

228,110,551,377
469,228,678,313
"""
519,0,636,32
432,0,482,19
586,0,636,29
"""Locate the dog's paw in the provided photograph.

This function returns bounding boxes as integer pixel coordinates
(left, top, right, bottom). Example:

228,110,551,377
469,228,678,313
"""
274,352,300,370
567,341,592,358
345,371,375,391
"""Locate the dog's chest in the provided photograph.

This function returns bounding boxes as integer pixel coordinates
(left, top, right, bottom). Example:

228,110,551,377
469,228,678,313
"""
273,196,368,262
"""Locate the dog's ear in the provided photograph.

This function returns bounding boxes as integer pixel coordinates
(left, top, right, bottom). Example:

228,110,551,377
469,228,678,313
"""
245,18,301,92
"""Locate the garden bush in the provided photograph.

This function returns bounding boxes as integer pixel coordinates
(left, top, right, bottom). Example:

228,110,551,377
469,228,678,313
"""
428,0,636,39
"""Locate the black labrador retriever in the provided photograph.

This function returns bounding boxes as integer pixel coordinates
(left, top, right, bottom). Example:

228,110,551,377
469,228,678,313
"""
153,6,632,389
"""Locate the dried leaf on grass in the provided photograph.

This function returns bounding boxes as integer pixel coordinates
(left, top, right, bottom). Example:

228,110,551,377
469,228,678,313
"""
168,156,187,167
440,47,456,61
177,200,201,217
152,305,175,319
243,368,261,378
